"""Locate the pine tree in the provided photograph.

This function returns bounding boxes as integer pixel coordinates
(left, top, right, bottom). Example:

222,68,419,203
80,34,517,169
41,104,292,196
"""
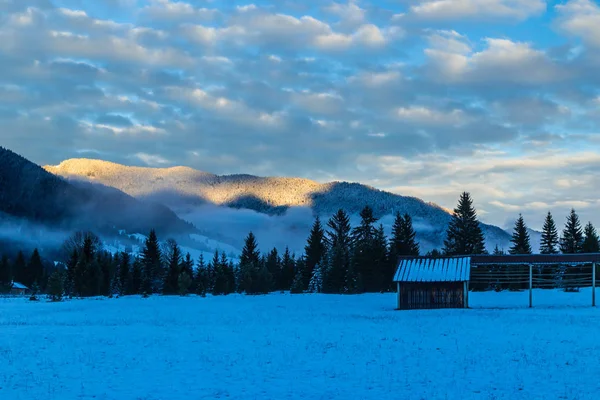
351,206,378,293
27,249,44,288
163,239,182,295
265,248,281,290
279,247,295,291
561,209,584,254
308,262,323,293
582,222,600,253
323,209,352,293
509,215,532,255
540,212,559,254
304,217,327,289
181,253,195,292
493,245,505,255
130,258,143,295
209,251,222,295
118,252,131,295
0,255,11,286
47,270,64,302
372,224,389,292
226,261,236,294
195,254,208,296
141,229,163,294
290,259,305,294
443,192,486,255
390,213,420,257
178,271,192,296
238,232,262,294
65,249,78,297
13,251,26,286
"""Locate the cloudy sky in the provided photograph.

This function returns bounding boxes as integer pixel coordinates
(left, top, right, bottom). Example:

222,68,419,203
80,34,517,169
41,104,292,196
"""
2,0,600,230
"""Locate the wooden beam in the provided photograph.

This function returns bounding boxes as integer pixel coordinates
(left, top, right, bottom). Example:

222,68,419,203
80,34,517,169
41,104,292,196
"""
396,282,401,310
529,264,533,308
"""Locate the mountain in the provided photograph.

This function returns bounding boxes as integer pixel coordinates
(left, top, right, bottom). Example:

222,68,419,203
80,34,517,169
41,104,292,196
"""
45,159,512,252
0,147,195,240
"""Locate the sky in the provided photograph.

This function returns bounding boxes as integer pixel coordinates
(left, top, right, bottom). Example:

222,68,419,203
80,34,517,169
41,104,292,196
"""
2,0,600,230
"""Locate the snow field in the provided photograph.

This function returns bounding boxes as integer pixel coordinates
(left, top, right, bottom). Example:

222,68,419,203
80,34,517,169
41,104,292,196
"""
1,290,600,399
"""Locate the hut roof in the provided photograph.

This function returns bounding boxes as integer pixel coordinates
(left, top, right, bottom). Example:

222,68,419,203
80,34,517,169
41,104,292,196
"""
393,257,471,283
11,282,28,289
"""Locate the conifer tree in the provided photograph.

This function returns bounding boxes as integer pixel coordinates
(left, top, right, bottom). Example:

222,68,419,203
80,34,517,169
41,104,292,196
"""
163,239,182,295
308,262,323,293
65,249,78,297
130,258,143,295
238,232,262,294
279,247,295,291
48,270,64,302
324,210,352,293
27,249,44,288
178,271,192,296
351,206,378,292
304,217,327,288
226,261,236,294
141,229,163,293
13,251,26,286
540,212,559,254
390,213,420,257
371,224,389,292
290,259,305,294
265,248,281,290
0,255,11,286
560,209,584,254
195,254,208,296
509,215,532,255
443,192,486,255
181,253,195,292
582,222,600,253
118,252,131,295
209,251,221,294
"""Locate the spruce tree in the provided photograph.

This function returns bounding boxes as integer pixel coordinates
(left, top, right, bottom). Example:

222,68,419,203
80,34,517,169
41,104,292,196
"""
163,239,182,295
308,262,323,293
0,255,11,286
47,271,64,302
65,249,78,297
324,210,352,293
141,229,163,293
130,258,143,295
304,217,327,289
238,232,262,294
181,253,195,292
118,252,131,295
226,261,236,294
265,248,281,291
582,222,600,253
178,271,192,296
279,247,295,291
209,251,221,295
372,224,389,292
390,213,420,257
540,212,559,254
560,209,584,254
443,192,486,255
27,249,44,288
13,251,27,286
290,258,305,294
351,206,378,292
195,254,208,296
509,215,532,255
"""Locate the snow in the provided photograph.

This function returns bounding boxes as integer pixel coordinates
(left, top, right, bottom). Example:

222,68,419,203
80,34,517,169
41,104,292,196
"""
2,290,600,399
395,257,471,282
10,282,27,289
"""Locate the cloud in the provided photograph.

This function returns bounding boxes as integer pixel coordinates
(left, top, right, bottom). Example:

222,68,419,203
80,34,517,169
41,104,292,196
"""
555,0,600,48
408,0,545,21
1,0,600,232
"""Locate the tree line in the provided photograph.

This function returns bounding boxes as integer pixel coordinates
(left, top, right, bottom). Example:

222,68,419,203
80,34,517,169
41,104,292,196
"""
2,191,599,300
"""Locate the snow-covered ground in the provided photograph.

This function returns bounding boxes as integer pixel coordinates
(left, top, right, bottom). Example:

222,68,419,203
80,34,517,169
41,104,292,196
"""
1,290,600,399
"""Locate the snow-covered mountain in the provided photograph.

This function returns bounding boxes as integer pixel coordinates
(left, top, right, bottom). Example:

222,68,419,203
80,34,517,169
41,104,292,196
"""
45,158,512,253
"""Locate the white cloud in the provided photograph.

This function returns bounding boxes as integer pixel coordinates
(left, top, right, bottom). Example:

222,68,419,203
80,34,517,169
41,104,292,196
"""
556,0,600,48
396,106,468,126
140,0,218,22
409,0,545,21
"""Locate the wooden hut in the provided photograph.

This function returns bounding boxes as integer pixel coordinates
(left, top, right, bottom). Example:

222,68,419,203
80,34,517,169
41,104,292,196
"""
394,257,471,310
10,282,29,296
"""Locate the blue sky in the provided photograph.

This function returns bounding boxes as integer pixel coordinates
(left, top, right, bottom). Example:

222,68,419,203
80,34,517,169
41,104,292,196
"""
2,0,600,230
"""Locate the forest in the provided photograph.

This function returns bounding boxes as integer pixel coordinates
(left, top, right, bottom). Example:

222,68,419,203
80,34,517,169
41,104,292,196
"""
1,192,599,301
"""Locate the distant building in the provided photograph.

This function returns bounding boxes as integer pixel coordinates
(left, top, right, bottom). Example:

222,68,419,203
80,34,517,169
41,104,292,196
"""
10,282,29,296
394,257,470,310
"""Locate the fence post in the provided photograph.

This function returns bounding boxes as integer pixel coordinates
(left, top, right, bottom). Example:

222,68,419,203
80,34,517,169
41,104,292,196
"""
593,263,596,307
529,264,533,308
397,282,401,310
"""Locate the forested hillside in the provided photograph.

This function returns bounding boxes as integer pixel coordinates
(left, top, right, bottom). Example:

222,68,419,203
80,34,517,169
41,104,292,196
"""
0,147,195,239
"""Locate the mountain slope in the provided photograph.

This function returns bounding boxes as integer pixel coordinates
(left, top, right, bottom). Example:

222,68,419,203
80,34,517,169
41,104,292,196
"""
0,148,195,237
45,158,511,251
